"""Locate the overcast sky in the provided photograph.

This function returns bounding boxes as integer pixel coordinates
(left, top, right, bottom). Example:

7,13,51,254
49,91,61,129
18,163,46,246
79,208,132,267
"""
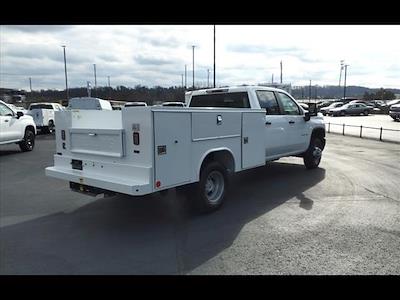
1,25,399,91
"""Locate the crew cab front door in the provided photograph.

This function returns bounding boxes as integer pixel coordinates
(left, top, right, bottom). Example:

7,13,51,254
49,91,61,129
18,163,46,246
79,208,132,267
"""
276,92,309,154
255,90,291,158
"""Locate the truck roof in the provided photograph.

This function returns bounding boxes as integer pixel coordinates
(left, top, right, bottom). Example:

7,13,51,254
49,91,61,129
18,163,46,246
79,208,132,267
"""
187,85,287,97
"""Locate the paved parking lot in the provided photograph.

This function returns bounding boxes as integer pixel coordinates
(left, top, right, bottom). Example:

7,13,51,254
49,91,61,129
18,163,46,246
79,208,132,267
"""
0,133,399,274
323,114,400,142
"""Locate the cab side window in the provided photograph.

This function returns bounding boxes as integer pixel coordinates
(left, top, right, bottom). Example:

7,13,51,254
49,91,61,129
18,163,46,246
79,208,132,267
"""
278,92,301,115
0,103,14,116
256,90,281,115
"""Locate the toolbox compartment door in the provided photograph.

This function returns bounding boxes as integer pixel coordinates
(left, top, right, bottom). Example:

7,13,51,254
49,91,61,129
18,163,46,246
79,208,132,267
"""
69,128,125,158
154,111,192,189
241,112,265,169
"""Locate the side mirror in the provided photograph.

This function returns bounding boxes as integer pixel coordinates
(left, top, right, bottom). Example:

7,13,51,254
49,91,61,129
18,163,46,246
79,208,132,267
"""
16,111,24,118
304,111,311,122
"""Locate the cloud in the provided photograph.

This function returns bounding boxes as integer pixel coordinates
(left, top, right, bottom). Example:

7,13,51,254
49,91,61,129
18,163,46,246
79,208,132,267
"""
3,25,73,33
134,54,176,66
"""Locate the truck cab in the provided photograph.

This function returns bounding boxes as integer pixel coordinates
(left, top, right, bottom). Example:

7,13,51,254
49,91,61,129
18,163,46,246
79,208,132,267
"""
187,86,325,162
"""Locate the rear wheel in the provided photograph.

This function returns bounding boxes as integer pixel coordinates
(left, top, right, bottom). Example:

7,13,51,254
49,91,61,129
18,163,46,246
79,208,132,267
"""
19,129,35,152
303,137,323,169
48,120,55,133
194,161,228,213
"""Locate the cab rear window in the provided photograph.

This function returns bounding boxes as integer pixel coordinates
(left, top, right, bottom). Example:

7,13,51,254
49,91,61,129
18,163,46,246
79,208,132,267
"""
190,92,250,108
30,104,53,110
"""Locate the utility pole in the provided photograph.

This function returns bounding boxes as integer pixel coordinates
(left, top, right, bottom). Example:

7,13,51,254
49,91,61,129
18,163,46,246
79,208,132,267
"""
280,60,283,84
343,64,349,101
107,76,111,100
61,45,69,101
207,69,210,87
184,64,187,89
339,60,344,87
29,77,32,92
87,81,91,97
213,25,216,88
192,45,196,90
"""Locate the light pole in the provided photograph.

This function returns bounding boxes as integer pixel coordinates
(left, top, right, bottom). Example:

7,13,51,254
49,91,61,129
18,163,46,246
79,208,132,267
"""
343,64,349,101
184,64,187,89
207,69,210,87
213,25,216,88
61,45,69,101
192,45,196,90
309,80,312,102
29,77,32,92
339,60,344,87
107,76,111,100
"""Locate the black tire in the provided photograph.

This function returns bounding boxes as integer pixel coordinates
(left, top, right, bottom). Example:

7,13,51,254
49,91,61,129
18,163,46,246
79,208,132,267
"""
340,111,345,116
19,129,35,152
193,161,228,213
303,137,323,169
48,120,55,133
363,110,369,116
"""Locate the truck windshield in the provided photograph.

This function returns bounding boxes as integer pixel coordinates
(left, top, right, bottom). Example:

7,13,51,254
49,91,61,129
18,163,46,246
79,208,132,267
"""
189,92,250,108
30,104,53,110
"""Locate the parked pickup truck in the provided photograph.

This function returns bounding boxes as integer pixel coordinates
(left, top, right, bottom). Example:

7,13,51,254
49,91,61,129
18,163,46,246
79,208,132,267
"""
27,102,65,133
0,100,37,151
45,86,326,212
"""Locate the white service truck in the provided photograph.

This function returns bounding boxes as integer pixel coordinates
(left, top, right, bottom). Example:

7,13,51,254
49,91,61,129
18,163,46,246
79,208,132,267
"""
27,102,64,133
45,86,326,212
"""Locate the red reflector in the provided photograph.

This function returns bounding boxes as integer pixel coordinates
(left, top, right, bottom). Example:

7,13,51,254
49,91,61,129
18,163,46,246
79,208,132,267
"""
133,132,140,145
156,181,161,188
61,130,66,140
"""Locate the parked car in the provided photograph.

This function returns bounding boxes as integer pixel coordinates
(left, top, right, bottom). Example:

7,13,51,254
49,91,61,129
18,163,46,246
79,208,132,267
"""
27,102,64,133
320,102,343,115
0,100,37,152
8,104,28,115
389,104,400,121
330,103,370,116
68,97,112,110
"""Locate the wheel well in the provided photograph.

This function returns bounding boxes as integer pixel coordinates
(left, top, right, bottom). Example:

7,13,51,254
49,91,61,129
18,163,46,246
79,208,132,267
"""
200,150,235,176
25,125,36,135
311,128,326,149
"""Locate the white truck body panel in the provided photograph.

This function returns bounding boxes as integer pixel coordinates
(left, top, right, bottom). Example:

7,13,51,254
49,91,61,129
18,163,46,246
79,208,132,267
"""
68,97,113,110
45,86,325,199
28,108,54,127
45,107,265,195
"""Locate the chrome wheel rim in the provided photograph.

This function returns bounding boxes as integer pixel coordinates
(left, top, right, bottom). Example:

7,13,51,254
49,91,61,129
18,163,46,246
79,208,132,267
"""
204,171,224,204
313,146,322,164
26,134,34,150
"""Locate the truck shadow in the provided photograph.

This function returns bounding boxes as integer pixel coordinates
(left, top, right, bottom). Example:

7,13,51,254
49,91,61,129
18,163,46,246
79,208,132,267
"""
0,161,325,275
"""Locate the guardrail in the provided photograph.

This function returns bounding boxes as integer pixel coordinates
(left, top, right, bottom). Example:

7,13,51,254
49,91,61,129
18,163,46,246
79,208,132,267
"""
325,122,400,143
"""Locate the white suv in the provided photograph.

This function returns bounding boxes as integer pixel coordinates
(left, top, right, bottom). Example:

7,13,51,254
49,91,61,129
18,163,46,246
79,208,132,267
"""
0,100,37,152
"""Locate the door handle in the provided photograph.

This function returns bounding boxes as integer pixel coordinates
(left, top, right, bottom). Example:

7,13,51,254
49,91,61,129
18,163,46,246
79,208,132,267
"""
4,119,9,122
289,120,295,124
265,121,272,125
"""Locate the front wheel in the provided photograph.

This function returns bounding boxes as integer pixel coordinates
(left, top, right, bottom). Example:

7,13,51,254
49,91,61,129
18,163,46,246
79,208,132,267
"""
194,161,228,213
303,137,323,169
19,129,35,152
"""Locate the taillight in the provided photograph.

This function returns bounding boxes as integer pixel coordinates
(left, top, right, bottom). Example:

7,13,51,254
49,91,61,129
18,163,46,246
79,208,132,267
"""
61,130,66,140
133,132,140,145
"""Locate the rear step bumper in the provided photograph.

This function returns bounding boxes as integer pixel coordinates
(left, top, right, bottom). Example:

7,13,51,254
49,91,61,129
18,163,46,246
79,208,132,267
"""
45,166,152,196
